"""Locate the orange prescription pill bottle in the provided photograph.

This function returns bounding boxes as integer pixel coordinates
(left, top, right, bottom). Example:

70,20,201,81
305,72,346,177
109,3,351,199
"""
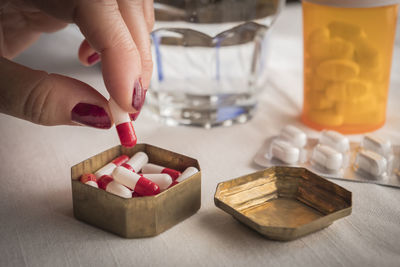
302,0,399,134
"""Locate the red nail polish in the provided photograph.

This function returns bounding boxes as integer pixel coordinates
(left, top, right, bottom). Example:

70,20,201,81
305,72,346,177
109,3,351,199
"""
87,52,100,65
129,112,140,121
71,103,111,129
130,89,147,121
132,79,145,111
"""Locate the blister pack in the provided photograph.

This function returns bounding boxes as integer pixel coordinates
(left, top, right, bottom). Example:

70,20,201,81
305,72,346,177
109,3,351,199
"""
254,125,400,188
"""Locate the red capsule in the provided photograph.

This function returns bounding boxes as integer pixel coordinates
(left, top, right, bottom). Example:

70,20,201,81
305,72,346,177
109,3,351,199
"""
135,177,160,196
97,175,114,190
109,98,137,148
116,122,137,148
113,166,160,196
168,180,179,189
132,192,142,198
141,163,181,180
112,155,130,166
122,163,135,172
80,173,98,188
80,173,97,183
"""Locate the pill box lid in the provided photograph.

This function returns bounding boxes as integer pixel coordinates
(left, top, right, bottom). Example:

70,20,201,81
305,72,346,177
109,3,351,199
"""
303,0,400,8
214,166,352,241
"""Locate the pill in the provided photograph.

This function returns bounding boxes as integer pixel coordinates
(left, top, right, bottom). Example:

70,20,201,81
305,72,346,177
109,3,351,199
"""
279,125,307,148
269,139,299,164
123,152,149,173
141,163,182,180
141,173,173,191
309,38,354,62
316,59,359,81
308,27,330,43
311,144,343,171
354,38,380,68
132,192,141,198
176,167,199,183
97,175,113,190
354,150,387,177
328,21,365,41
94,155,129,178
310,75,328,92
309,91,334,110
97,175,132,198
345,80,369,100
319,130,349,153
359,65,383,82
122,163,134,172
80,173,98,188
361,135,392,158
325,82,346,102
339,94,377,115
113,166,160,196
109,98,137,147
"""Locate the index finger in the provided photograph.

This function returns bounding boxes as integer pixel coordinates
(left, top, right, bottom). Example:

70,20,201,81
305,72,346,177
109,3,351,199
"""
73,0,143,113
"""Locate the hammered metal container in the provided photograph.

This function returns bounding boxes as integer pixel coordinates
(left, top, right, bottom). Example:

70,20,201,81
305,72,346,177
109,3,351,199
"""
214,167,351,241
71,144,201,238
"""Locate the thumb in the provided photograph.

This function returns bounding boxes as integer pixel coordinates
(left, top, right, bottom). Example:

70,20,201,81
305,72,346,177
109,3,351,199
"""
0,57,111,128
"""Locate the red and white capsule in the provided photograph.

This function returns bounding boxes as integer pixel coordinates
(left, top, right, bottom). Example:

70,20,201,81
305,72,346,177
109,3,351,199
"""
176,167,199,182
141,163,181,180
109,98,137,147
142,173,173,191
80,173,98,188
97,175,132,198
94,155,129,178
113,166,160,196
122,152,149,173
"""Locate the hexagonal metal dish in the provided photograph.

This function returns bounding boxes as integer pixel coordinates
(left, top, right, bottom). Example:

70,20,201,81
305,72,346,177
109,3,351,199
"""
214,167,352,241
71,144,201,238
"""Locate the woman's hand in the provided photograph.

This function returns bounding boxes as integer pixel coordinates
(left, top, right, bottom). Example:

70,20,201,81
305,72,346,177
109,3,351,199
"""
0,0,154,128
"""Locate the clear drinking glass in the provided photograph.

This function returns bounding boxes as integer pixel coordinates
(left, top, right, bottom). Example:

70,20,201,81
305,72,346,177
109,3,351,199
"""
148,0,286,128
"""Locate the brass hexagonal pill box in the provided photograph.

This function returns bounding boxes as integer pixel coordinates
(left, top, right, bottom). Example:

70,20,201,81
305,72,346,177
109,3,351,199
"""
71,144,201,238
214,167,352,241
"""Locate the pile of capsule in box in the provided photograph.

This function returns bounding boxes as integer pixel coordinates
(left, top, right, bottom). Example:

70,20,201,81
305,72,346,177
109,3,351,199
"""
80,152,199,198
254,125,400,188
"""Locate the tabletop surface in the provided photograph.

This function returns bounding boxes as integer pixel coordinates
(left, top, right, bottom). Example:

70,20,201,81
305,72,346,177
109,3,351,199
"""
1,3,400,267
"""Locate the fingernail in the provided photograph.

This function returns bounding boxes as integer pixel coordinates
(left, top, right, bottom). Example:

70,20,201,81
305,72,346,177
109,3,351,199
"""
87,52,100,65
130,88,147,121
132,79,145,112
71,103,111,129
130,111,140,121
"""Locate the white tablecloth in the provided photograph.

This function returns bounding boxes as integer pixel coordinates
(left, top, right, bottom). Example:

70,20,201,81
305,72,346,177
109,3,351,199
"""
1,3,400,267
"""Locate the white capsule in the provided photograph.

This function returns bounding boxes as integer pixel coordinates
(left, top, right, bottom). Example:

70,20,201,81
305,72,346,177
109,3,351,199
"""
361,135,392,158
142,163,163,173
311,144,343,171
270,139,300,164
109,98,130,125
141,163,181,179
279,125,307,148
319,130,349,154
125,152,149,172
85,181,99,188
94,163,116,178
106,181,132,198
355,150,387,177
94,155,129,178
112,166,141,190
176,167,199,183
142,173,172,191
